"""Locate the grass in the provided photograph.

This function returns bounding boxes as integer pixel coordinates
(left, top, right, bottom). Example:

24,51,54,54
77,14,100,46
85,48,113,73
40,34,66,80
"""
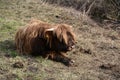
0,18,22,57
0,0,120,80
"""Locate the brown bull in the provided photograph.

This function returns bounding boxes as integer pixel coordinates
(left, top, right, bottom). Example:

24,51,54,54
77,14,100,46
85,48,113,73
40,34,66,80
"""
15,19,76,66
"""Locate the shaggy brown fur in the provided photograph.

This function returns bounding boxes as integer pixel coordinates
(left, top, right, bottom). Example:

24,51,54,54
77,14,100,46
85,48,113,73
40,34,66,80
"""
15,19,76,66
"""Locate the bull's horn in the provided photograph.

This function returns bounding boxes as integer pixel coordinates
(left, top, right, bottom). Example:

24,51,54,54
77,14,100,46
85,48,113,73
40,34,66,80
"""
69,25,72,28
46,28,55,31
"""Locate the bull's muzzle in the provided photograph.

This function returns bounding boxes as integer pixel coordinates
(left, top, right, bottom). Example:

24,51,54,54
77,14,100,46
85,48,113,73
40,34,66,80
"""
68,45,75,51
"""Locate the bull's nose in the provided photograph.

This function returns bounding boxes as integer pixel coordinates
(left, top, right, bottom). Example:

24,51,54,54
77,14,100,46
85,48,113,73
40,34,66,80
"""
68,45,75,51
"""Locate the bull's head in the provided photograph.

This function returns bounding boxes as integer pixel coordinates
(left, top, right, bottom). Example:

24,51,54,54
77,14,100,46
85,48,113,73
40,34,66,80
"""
45,24,76,52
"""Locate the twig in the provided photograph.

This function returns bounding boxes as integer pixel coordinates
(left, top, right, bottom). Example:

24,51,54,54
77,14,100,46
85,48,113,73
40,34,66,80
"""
86,0,96,15
110,0,120,10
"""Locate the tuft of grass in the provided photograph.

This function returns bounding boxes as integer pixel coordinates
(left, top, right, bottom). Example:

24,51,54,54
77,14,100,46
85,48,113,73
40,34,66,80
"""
10,51,18,57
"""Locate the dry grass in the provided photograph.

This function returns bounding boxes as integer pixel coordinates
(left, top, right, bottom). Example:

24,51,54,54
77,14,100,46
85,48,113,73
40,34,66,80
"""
0,0,120,80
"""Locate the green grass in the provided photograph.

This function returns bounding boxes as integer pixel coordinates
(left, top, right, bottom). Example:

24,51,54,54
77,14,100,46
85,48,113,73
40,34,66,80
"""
0,18,22,39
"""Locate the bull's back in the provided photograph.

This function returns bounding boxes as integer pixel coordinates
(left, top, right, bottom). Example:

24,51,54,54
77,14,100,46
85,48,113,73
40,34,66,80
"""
15,20,51,54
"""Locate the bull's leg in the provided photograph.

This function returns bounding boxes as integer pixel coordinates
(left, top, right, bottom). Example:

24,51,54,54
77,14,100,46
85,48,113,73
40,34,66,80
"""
56,52,74,66
45,52,74,66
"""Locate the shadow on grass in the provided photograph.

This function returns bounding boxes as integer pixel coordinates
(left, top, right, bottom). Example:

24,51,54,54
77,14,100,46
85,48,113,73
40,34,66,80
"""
0,40,17,57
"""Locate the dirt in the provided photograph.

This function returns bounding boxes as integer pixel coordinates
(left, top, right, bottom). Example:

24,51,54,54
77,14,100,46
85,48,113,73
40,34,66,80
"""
12,62,24,68
99,63,120,80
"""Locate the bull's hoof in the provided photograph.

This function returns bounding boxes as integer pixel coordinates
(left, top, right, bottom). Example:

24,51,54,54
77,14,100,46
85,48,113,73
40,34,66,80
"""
63,58,75,66
67,59,75,66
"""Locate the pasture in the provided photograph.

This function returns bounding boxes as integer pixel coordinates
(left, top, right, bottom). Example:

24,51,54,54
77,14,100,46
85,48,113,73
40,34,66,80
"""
0,0,120,80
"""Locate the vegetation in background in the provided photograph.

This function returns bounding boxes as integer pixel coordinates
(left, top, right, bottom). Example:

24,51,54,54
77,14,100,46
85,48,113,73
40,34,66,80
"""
45,0,120,22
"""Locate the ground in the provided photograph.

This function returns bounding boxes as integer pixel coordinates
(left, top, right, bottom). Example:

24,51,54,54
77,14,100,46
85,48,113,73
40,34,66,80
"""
0,0,120,80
